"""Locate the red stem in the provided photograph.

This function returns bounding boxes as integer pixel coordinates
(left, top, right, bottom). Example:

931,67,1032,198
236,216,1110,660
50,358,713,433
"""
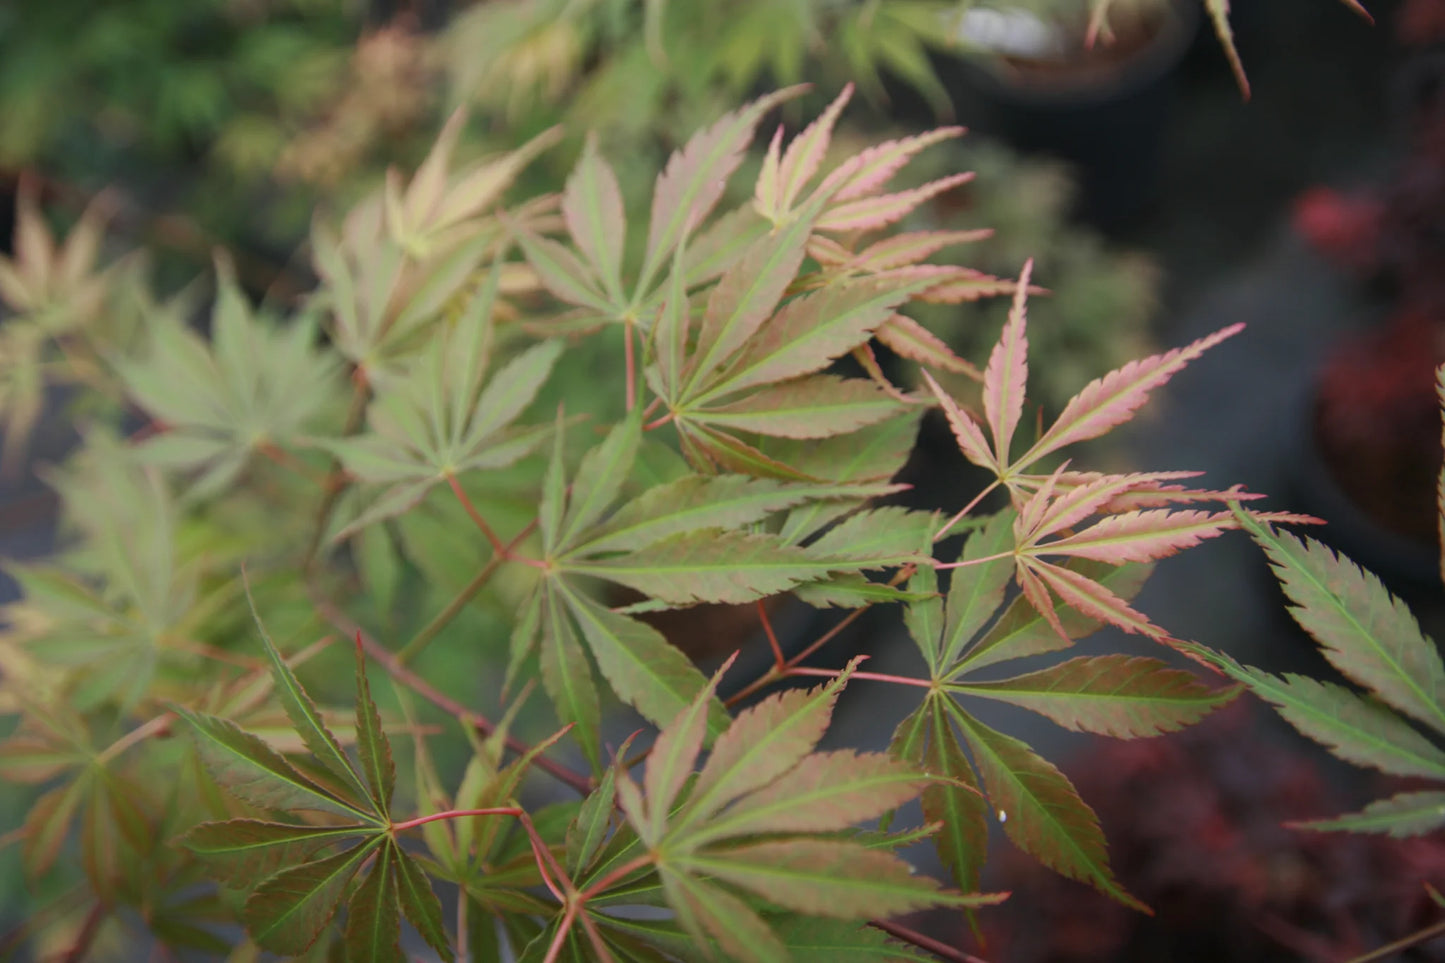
934,479,1001,542
869,919,992,963
390,807,522,833
643,410,675,432
758,600,785,667
785,665,934,689
445,473,509,557
312,596,596,796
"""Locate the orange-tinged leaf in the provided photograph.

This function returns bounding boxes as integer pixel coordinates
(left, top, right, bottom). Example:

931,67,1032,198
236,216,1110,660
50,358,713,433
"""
819,127,965,202
921,370,995,473
953,709,1146,911
983,260,1033,469
682,423,820,480
1203,0,1251,100
1014,470,1201,537
953,562,1152,676
851,230,993,273
816,173,975,233
700,276,925,401
1027,509,1241,564
697,375,902,439
876,314,981,379
954,654,1239,737
687,216,813,389
1024,323,1245,466
773,84,853,216
642,87,804,289
1022,557,1170,643
918,269,1035,305
755,124,785,223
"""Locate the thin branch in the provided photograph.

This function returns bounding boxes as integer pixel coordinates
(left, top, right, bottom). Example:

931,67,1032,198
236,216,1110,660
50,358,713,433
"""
758,600,785,667
95,712,174,766
445,473,509,557
785,665,933,689
303,376,370,572
935,479,1001,542
1346,918,1445,963
312,594,595,796
390,807,522,833
643,410,675,432
869,918,991,963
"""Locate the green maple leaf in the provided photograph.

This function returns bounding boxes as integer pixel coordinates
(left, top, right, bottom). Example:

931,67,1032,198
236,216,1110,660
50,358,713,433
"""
177,586,452,961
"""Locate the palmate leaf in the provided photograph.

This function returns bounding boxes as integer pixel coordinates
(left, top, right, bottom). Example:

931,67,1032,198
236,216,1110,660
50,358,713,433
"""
344,841,402,963
121,261,342,496
325,269,562,535
755,85,853,226
1234,510,1445,734
182,820,364,887
951,703,1145,911
951,654,1240,738
610,663,994,963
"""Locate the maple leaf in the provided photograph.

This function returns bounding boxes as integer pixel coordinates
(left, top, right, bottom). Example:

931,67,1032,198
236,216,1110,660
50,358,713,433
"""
178,589,452,962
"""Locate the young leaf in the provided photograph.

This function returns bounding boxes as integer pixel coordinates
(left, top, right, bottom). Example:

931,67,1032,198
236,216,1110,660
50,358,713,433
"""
769,84,853,220
572,475,898,556
640,87,804,291
1019,323,1245,468
981,261,1032,467
952,655,1240,738
682,750,928,845
953,706,1146,911
952,562,1151,677
696,375,902,439
243,837,382,955
696,276,926,402
556,410,643,553
1236,513,1445,734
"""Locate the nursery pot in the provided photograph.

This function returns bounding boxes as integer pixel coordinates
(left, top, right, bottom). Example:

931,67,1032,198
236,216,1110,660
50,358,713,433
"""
1292,310,1444,589
925,0,1198,227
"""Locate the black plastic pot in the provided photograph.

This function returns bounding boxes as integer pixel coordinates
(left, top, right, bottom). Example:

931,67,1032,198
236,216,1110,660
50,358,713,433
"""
918,1,1199,227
